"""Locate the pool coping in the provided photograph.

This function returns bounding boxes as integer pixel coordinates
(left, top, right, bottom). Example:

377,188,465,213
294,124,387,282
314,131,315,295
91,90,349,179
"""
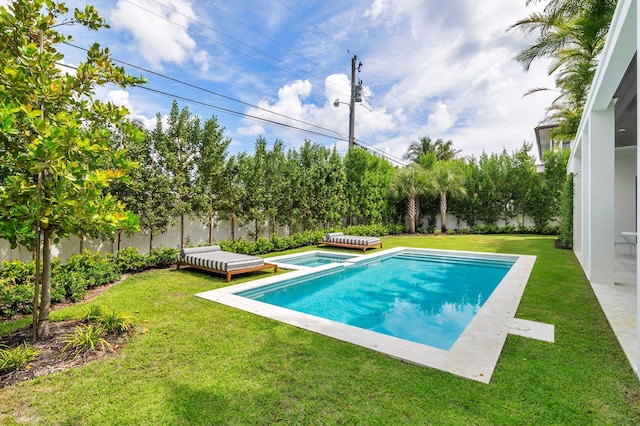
266,250,361,270
196,247,537,383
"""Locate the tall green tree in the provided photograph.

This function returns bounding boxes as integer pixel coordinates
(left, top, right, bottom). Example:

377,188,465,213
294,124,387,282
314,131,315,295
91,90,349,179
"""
509,0,616,139
0,0,144,337
295,140,346,230
345,148,395,225
114,122,175,251
430,161,466,231
196,116,230,243
264,139,288,236
510,143,538,226
237,137,269,240
391,165,430,234
156,101,206,247
217,156,245,240
529,148,570,230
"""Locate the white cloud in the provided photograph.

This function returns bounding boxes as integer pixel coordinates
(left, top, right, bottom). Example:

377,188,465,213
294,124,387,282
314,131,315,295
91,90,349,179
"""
352,0,557,161
426,102,456,134
237,123,265,136
237,74,396,149
110,0,209,71
102,89,157,130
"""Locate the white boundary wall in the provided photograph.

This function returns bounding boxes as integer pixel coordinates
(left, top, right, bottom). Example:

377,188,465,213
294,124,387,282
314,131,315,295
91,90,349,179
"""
0,217,253,263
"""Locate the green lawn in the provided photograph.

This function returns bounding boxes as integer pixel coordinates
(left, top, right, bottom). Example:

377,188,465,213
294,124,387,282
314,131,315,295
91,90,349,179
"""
1,235,639,425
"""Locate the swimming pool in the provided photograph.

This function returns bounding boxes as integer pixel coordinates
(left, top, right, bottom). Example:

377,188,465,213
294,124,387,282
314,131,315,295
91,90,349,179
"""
267,250,360,270
197,247,536,383
239,252,514,350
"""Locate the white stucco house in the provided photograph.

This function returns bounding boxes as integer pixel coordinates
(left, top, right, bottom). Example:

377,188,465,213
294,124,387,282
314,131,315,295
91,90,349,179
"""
568,0,638,376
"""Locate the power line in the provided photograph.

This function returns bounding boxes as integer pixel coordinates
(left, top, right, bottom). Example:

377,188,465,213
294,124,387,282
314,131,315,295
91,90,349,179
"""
275,0,352,59
135,85,347,140
58,59,408,166
355,139,408,166
200,0,345,85
55,61,348,143
64,42,342,137
122,0,351,99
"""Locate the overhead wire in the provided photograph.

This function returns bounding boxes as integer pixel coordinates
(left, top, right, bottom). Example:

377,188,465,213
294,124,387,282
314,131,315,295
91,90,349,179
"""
55,61,348,142
64,42,342,137
61,3,408,166
59,58,407,166
200,0,345,84
275,0,352,59
355,138,408,167
123,0,351,99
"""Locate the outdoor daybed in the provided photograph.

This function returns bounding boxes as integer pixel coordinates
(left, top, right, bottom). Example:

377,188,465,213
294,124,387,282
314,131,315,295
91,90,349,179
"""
317,232,382,253
176,245,278,282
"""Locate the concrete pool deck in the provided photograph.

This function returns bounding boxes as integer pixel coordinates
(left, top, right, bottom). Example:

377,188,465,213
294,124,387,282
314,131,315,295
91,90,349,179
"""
196,247,550,383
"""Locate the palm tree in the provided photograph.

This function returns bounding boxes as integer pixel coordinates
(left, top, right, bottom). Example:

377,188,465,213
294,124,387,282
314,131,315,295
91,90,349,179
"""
508,0,616,139
435,139,461,162
391,165,430,234
403,137,460,163
430,161,466,232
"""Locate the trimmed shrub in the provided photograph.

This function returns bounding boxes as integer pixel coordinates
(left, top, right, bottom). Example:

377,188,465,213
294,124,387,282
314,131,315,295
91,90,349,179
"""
0,260,34,285
254,237,274,255
52,270,88,302
0,277,33,317
117,247,147,274
147,247,179,269
64,251,120,288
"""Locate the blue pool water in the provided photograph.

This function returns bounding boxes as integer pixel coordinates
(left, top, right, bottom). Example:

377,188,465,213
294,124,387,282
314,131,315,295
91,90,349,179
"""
238,252,515,350
275,252,358,267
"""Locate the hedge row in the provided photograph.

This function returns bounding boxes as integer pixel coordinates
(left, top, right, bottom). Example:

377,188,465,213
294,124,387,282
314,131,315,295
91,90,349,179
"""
218,224,405,255
0,247,178,318
418,224,560,235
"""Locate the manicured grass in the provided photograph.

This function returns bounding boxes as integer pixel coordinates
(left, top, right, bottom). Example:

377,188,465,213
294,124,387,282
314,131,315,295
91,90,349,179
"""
1,235,639,424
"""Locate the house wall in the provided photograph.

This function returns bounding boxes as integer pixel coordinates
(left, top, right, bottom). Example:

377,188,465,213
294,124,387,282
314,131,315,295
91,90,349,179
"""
615,146,637,254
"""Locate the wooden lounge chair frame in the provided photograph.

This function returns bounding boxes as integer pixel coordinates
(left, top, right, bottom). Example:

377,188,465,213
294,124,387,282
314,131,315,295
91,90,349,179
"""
176,260,278,283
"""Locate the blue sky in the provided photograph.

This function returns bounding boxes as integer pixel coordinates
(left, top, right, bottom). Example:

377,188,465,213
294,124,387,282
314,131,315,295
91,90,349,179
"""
32,0,558,162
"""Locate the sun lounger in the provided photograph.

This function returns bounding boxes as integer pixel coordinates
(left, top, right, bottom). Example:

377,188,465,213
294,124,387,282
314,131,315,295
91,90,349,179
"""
317,232,382,253
176,245,278,282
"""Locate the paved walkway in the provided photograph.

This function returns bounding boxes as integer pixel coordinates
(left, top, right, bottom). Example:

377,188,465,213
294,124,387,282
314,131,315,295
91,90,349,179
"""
591,253,637,374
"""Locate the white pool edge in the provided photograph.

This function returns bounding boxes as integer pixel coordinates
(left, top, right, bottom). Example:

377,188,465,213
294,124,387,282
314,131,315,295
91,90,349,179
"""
196,247,537,383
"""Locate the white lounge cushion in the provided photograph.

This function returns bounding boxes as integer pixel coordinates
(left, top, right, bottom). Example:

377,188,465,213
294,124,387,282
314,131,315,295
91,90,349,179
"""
326,235,380,246
180,249,264,271
180,245,221,257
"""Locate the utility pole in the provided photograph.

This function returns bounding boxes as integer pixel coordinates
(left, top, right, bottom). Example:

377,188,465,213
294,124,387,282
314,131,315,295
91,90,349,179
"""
334,55,362,150
349,55,356,150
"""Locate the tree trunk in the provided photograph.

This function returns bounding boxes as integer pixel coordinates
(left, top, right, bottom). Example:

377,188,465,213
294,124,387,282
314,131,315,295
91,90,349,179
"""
149,231,154,252
36,228,53,338
180,213,185,248
254,219,259,242
230,215,235,241
117,230,122,252
440,192,448,231
79,234,83,254
32,230,41,340
408,196,417,234
208,194,213,244
208,214,213,245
